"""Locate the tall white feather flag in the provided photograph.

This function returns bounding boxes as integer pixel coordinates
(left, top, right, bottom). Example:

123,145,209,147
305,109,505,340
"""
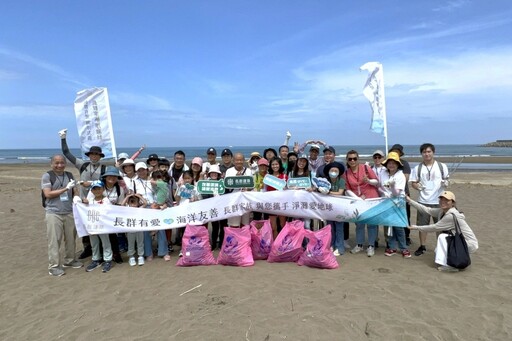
74,87,117,159
360,62,387,138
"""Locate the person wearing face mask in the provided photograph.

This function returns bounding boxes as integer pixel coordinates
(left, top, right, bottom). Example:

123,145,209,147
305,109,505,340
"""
248,152,262,175
321,162,346,256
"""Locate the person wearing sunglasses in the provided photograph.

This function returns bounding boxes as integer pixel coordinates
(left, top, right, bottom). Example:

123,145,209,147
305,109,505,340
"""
343,150,380,257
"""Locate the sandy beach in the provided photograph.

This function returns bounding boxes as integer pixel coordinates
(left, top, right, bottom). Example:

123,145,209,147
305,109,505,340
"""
0,163,510,340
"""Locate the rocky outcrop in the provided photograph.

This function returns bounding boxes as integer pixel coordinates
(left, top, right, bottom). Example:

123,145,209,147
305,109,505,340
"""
481,140,512,147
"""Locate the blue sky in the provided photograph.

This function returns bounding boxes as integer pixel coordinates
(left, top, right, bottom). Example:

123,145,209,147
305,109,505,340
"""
1,0,511,149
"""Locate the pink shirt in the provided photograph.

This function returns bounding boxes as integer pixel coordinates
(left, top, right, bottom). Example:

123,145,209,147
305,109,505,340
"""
343,164,379,199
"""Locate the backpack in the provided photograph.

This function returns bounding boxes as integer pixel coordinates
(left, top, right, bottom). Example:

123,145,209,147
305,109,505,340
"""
42,171,74,208
417,161,445,180
79,162,106,176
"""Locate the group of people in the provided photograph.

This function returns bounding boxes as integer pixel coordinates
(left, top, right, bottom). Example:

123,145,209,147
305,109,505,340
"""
42,131,478,276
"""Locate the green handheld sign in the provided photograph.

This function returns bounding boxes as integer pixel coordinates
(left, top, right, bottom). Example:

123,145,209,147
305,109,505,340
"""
224,176,254,189
197,180,225,195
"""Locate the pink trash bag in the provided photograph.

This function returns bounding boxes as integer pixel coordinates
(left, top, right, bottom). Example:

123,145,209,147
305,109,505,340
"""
249,220,273,260
176,224,216,266
298,225,339,269
267,220,305,263
217,226,254,267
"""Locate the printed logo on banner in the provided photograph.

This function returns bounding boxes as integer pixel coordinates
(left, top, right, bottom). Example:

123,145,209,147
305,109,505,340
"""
197,180,226,195
287,177,311,189
86,209,104,231
224,176,254,189
263,174,287,191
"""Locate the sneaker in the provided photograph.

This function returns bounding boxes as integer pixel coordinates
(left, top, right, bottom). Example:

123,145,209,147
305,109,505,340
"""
49,267,65,277
86,260,102,272
333,249,341,257
438,265,459,272
414,245,426,256
384,248,397,256
129,257,136,267
344,240,351,249
168,244,175,253
113,253,123,264
102,261,113,273
163,255,171,261
351,245,363,254
367,246,375,257
402,250,412,258
137,256,145,266
146,255,153,262
63,260,83,269
178,250,183,257
78,246,92,259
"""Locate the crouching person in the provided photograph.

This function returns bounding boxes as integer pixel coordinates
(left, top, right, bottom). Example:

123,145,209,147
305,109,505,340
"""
408,191,478,272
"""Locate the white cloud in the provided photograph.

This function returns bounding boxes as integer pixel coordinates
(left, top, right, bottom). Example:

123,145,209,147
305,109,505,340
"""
0,104,70,117
0,69,22,80
108,91,174,111
0,46,88,87
432,0,470,12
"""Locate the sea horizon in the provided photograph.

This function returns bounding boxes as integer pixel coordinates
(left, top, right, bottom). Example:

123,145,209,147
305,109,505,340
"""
1,144,511,171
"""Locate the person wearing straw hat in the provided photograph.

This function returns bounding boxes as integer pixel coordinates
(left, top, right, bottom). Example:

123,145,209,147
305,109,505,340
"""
389,143,413,245
407,191,478,271
379,152,412,258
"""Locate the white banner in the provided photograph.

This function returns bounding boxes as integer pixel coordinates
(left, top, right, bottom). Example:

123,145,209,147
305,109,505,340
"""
360,62,387,137
74,87,117,159
73,191,407,237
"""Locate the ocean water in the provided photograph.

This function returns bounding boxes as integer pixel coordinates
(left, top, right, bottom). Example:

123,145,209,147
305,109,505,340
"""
1,144,511,170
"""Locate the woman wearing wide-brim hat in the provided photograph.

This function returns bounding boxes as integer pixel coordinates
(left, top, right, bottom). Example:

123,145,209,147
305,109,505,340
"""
407,191,479,272
379,152,412,258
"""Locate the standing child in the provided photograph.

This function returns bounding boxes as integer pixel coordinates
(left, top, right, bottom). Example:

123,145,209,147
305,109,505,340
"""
202,165,223,250
83,180,114,273
121,194,148,266
175,170,202,256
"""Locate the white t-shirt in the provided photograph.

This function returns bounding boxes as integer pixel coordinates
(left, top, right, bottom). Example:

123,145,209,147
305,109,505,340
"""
86,185,125,205
409,161,449,204
123,175,138,193
380,169,406,197
132,178,155,205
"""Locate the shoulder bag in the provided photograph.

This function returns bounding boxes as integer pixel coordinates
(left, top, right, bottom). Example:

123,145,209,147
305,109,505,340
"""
446,214,471,269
